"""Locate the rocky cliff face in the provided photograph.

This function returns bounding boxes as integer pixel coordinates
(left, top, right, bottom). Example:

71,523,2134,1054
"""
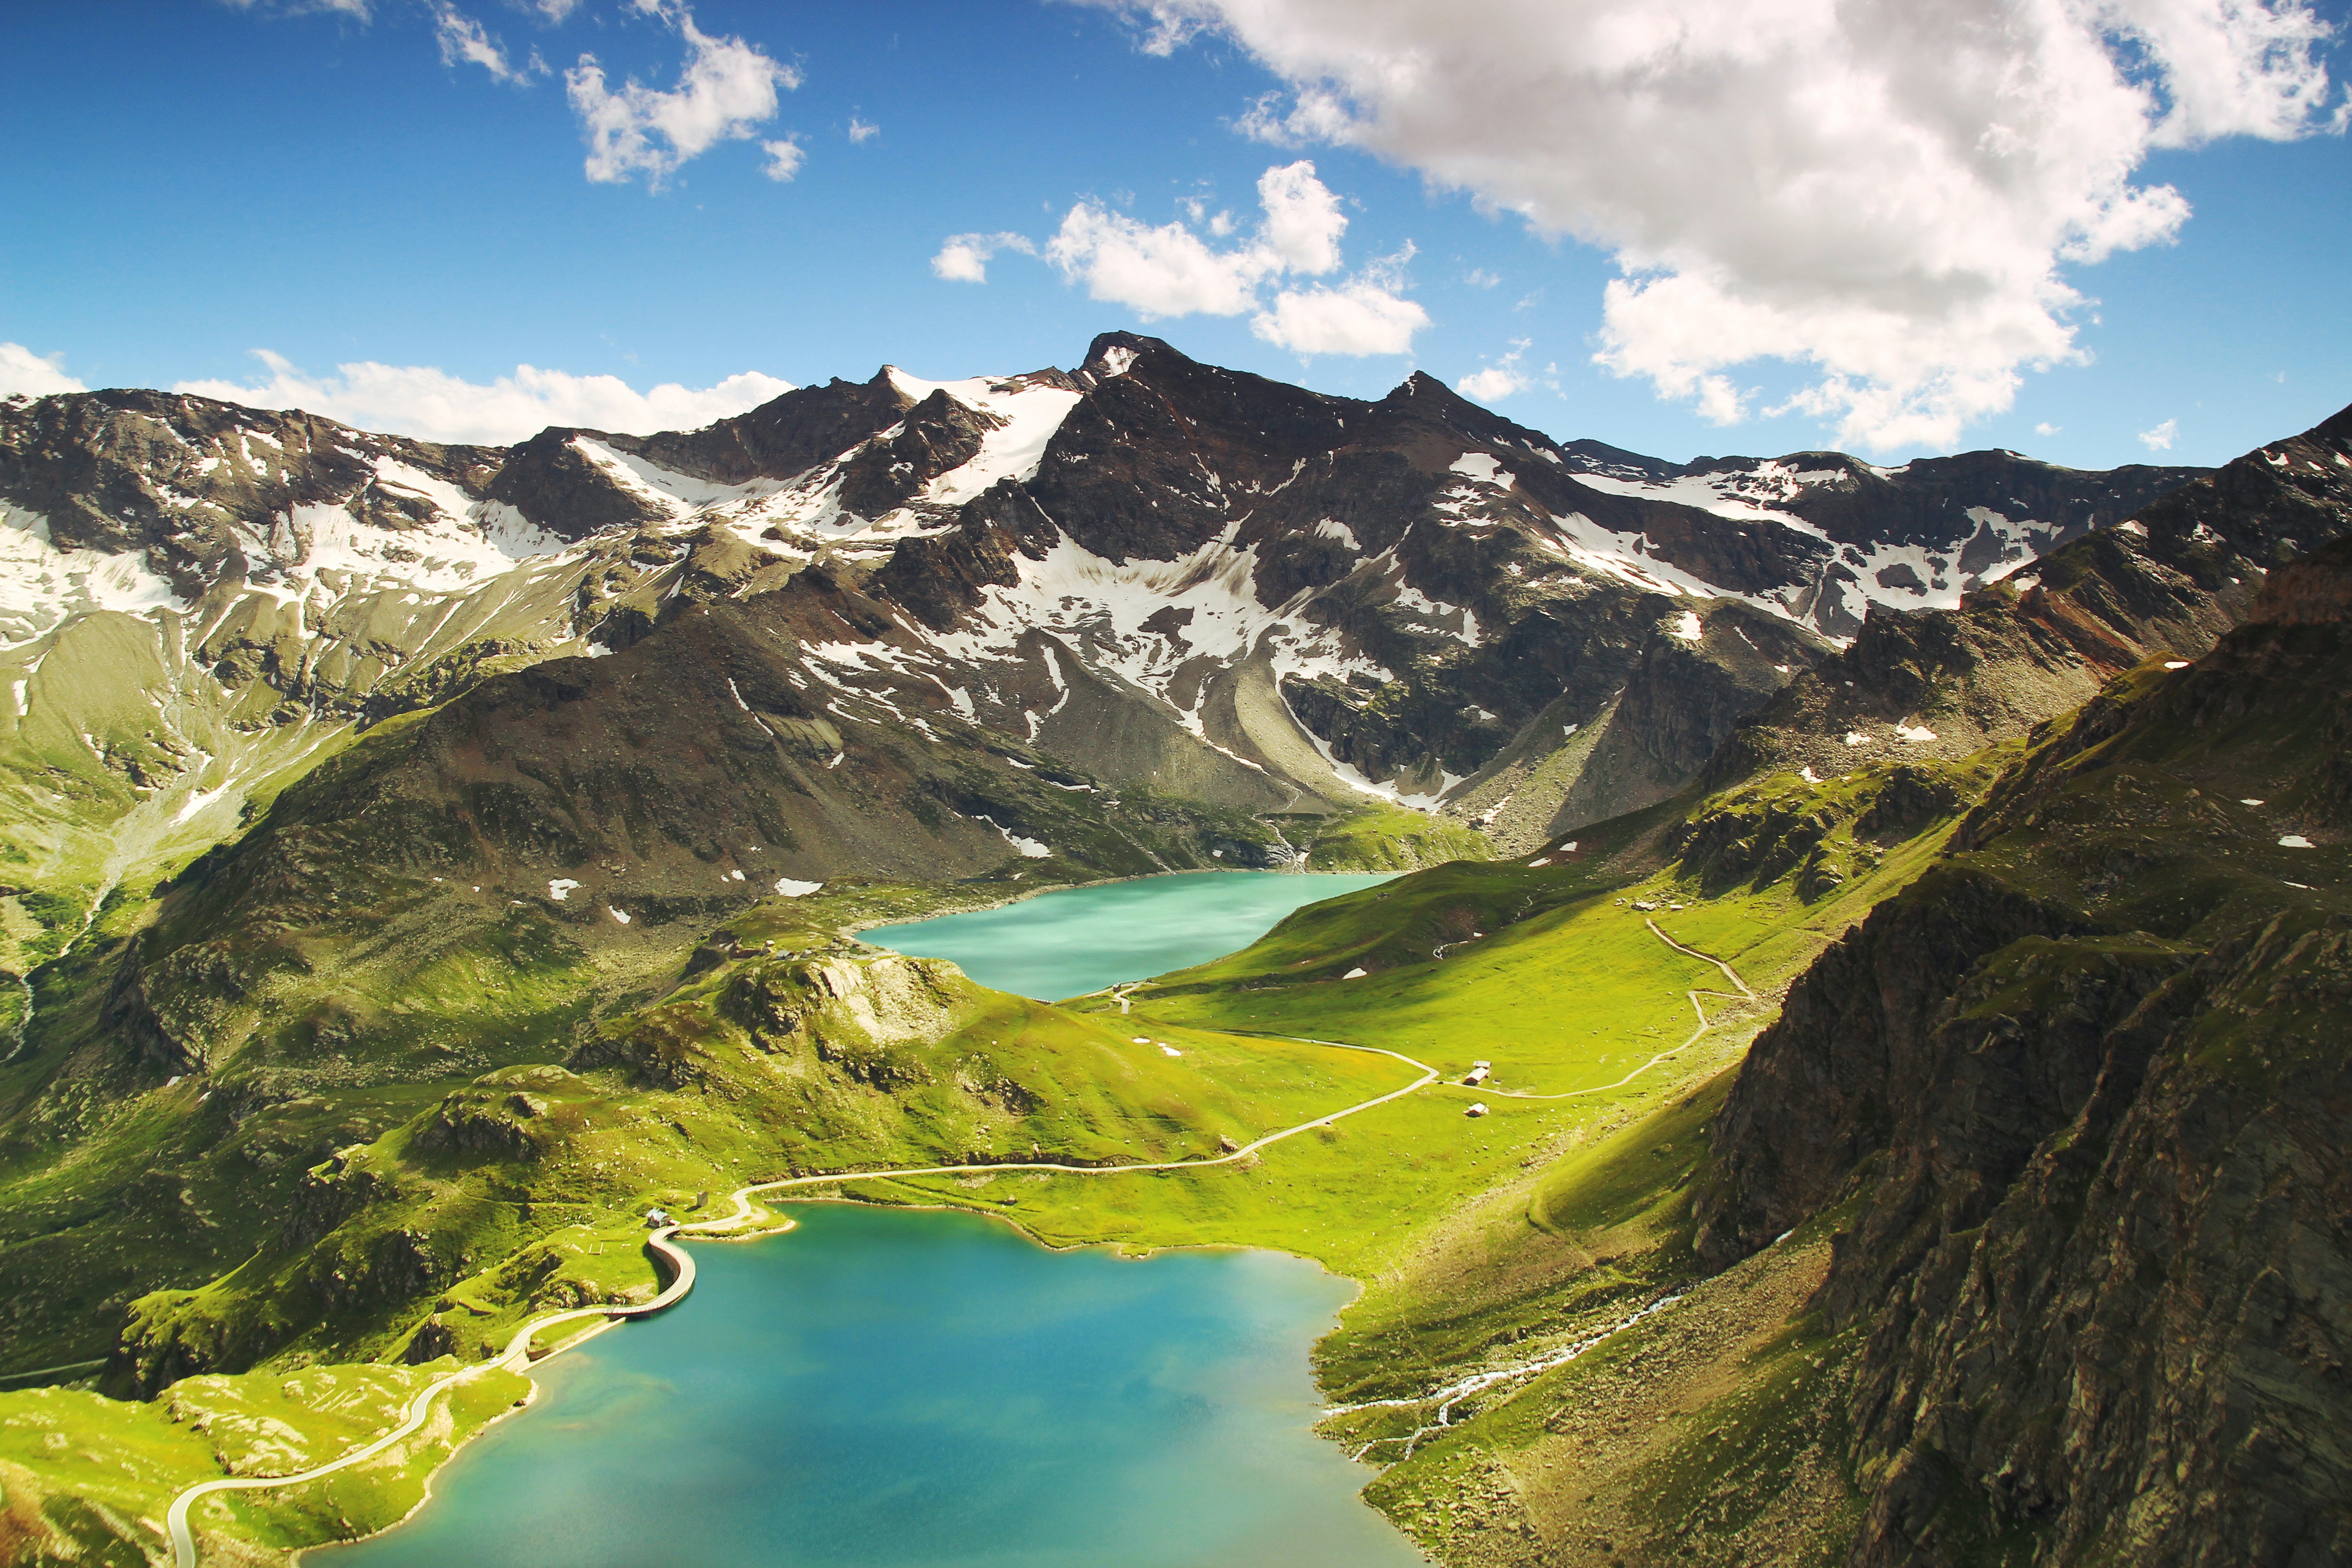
1693,535,2352,1566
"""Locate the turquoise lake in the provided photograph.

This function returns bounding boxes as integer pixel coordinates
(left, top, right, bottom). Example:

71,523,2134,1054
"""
319,1204,1426,1568
861,871,1399,1000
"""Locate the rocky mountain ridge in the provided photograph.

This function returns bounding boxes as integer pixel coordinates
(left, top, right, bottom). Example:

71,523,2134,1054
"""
0,334,2202,946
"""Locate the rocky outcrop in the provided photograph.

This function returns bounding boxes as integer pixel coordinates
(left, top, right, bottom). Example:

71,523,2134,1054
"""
408,1090,549,1161
1692,868,2102,1269
1843,914,2352,1567
1693,533,2352,1566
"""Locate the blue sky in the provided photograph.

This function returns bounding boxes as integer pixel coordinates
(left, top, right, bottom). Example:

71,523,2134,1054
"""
2,0,2347,470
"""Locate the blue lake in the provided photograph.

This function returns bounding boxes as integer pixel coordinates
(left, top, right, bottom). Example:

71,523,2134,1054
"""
319,1204,1425,1568
862,871,1398,1000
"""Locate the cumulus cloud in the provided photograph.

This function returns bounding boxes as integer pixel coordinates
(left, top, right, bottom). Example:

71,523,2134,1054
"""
1254,281,1428,354
1455,339,1533,402
848,116,879,143
1098,0,2343,449
0,345,87,401
2138,417,2180,451
172,350,793,446
1044,202,1282,316
931,232,1039,284
1254,159,1347,273
960,160,1421,352
565,6,800,187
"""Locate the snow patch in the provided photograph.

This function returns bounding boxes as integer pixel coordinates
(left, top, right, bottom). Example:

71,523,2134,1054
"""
773,878,823,897
2278,834,2315,849
548,878,581,902
608,906,632,925
885,369,1084,507
1313,518,1361,549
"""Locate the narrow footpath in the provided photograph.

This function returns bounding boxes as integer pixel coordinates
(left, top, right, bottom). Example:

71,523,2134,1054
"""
1475,918,1757,1103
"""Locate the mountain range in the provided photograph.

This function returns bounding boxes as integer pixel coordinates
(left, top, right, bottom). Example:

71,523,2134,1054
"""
0,334,2343,1568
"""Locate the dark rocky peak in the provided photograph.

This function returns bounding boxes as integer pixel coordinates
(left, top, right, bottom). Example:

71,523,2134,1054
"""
481,425,672,542
833,387,1000,522
1074,330,1179,385
1029,332,1362,562
600,370,913,486
1777,445,2205,553
1364,370,1568,464
1553,436,1678,481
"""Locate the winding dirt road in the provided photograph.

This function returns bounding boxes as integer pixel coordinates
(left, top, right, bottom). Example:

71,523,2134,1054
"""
166,924,1756,1567
166,1039,1437,1568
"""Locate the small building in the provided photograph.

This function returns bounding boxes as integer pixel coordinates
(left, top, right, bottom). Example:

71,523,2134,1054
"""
1462,1065,1490,1086
1465,1103,1489,1118
645,1208,672,1228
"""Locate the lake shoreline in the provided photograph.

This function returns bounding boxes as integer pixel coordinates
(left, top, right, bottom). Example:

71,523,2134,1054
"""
308,1205,1421,1568
192,872,1416,1567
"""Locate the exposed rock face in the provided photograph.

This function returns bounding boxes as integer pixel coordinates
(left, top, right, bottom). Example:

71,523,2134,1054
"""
409,1089,549,1161
1693,534,2352,1567
1706,402,2352,789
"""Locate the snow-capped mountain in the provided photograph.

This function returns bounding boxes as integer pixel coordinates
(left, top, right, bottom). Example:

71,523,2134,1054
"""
0,332,2202,936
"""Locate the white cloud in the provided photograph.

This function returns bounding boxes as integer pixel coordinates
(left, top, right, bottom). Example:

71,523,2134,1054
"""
2138,417,2180,451
428,3,533,84
1044,202,1281,316
931,232,1038,284
1455,338,1533,401
1254,281,1429,355
1102,0,2342,450
0,344,87,400
565,7,800,187
760,137,804,181
2036,421,2062,436
848,116,879,143
532,0,582,19
949,159,1426,354
1464,267,1500,289
1254,160,1346,273
172,350,793,445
